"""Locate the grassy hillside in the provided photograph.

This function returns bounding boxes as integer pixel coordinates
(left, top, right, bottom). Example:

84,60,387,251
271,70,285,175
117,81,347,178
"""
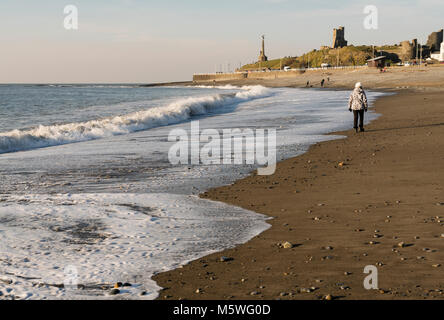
240,45,401,70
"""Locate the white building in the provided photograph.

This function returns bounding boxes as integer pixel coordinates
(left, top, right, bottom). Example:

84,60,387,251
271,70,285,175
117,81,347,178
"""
431,42,444,62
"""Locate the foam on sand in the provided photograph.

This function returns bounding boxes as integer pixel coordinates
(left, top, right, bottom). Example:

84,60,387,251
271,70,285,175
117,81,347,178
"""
0,193,269,300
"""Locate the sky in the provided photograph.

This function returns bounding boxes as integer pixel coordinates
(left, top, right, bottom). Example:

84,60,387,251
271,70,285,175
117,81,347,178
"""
0,0,443,83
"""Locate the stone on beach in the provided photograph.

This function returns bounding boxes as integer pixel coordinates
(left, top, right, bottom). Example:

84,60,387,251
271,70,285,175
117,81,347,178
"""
109,288,120,295
281,241,294,249
219,256,233,262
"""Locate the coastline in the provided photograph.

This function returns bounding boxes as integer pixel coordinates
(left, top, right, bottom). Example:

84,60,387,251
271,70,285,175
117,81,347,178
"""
153,68,444,300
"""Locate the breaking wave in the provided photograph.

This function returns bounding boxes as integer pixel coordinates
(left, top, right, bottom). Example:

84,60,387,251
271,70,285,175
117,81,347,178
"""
0,85,270,154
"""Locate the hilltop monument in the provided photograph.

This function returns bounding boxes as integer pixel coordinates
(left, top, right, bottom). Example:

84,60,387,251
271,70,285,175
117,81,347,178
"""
258,35,268,62
332,27,348,48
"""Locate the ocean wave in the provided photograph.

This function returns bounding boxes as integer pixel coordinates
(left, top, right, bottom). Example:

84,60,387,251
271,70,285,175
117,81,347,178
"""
34,84,141,88
0,85,270,154
192,84,241,90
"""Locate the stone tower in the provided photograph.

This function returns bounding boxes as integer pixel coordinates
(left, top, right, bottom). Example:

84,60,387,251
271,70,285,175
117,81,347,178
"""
426,29,443,52
400,39,417,60
258,35,268,62
332,27,348,48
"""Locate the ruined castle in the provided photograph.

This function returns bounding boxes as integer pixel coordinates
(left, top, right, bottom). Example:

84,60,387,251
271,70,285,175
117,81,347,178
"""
400,39,418,60
427,29,443,53
398,29,443,61
332,27,347,48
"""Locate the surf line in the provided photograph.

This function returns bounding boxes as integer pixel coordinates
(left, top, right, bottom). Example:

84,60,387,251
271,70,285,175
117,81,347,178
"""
167,120,276,175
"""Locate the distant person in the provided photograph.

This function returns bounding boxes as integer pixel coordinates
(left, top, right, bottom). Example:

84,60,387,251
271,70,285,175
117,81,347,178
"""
321,79,325,87
348,82,368,132
306,81,310,87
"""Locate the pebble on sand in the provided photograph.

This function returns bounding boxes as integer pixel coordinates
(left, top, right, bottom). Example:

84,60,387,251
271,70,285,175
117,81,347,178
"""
220,256,234,262
281,241,294,249
109,289,120,295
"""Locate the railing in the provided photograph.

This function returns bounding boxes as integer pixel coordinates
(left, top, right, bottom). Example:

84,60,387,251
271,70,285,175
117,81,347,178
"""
193,65,367,76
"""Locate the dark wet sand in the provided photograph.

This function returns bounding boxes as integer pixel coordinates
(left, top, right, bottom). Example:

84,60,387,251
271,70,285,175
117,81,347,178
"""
153,72,444,300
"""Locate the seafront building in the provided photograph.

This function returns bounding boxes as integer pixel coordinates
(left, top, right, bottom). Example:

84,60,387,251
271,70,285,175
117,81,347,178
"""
430,41,444,62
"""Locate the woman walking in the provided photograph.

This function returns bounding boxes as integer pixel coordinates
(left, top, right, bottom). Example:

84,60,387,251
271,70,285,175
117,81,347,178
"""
348,82,368,132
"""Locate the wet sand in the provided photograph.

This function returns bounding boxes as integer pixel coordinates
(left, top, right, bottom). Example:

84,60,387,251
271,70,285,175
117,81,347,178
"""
153,68,444,300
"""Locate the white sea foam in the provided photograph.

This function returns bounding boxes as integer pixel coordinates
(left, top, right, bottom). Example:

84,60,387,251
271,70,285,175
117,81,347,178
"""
0,85,270,154
0,193,269,300
0,87,386,301
192,84,241,90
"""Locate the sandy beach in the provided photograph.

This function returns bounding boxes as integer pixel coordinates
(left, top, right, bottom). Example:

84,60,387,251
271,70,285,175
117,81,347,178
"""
153,65,444,300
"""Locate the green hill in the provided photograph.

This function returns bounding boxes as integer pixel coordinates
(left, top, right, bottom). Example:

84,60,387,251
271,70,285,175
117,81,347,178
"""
240,45,401,70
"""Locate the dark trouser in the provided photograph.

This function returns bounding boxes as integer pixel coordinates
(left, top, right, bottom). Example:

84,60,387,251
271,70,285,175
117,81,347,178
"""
353,109,364,129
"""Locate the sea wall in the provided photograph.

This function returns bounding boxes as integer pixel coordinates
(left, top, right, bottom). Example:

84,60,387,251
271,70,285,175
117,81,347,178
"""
192,73,247,82
193,70,306,82
193,66,364,83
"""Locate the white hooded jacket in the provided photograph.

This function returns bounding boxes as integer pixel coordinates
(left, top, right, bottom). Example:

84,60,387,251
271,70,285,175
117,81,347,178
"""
348,87,368,111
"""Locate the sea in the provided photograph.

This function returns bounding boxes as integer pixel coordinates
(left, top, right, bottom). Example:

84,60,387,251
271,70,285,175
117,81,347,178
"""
0,84,384,299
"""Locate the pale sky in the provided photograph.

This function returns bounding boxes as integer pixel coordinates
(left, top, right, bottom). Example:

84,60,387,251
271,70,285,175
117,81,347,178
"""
1,0,443,83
